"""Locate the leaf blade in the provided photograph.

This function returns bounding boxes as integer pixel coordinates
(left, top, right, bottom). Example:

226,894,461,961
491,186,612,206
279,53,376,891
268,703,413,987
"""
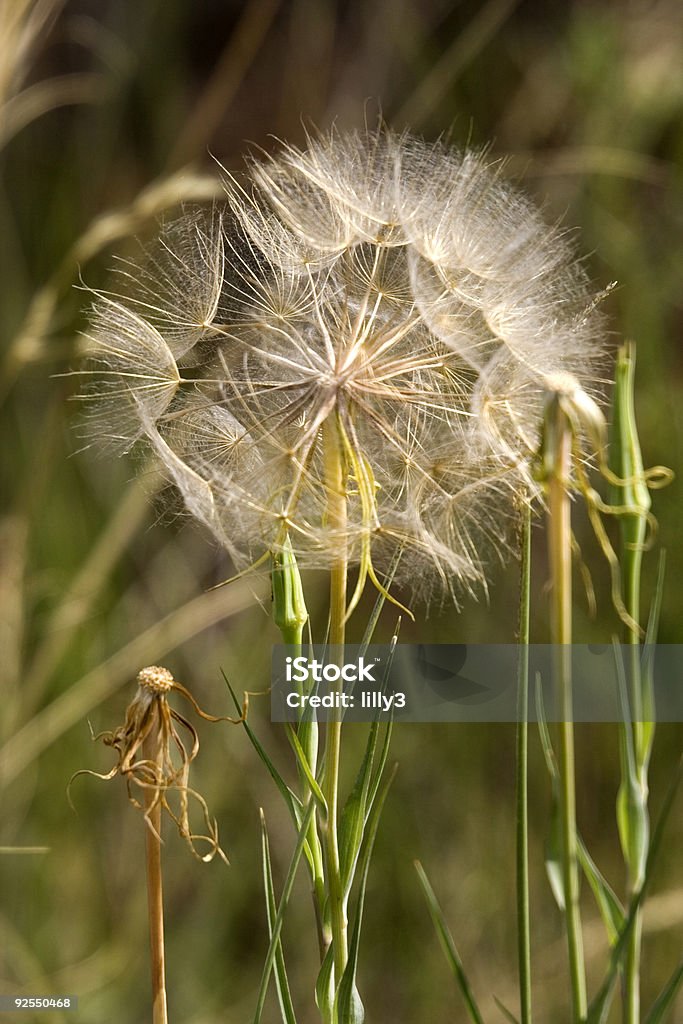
260,811,299,1024
415,860,486,1024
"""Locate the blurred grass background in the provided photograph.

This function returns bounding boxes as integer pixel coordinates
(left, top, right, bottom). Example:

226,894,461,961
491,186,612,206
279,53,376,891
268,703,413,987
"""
0,0,682,1021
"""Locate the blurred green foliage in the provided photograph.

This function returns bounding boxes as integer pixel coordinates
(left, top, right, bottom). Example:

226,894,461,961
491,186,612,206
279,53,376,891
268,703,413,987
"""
0,1,681,1021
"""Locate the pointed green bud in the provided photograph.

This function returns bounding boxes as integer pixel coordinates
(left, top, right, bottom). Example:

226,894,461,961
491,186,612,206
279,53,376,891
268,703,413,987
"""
271,536,308,644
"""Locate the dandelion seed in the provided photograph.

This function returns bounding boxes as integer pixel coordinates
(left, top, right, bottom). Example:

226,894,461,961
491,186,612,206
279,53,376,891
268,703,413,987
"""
80,299,181,451
105,209,226,357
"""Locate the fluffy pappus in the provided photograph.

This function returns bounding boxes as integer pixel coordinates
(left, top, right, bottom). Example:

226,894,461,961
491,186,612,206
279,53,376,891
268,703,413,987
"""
80,127,608,605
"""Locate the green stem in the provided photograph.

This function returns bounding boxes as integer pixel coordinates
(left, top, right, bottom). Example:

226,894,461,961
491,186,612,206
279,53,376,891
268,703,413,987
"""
322,417,349,984
611,345,649,1024
516,503,532,1024
547,400,587,1022
624,557,644,1024
271,543,326,953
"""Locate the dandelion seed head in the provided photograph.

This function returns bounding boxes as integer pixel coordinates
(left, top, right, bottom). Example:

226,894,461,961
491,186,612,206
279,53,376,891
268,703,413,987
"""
137,665,174,693
81,127,608,602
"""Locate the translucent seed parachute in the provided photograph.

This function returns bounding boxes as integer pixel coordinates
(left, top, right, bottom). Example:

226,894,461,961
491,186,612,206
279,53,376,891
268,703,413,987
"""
80,127,607,603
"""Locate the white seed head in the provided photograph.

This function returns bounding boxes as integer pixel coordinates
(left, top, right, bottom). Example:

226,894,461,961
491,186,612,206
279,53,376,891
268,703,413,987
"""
81,128,607,601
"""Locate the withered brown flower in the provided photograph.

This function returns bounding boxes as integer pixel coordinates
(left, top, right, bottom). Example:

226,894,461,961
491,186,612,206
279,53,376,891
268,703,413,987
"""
71,665,244,863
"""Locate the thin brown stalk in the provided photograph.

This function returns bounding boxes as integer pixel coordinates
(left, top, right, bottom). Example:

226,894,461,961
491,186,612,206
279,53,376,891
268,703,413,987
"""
547,399,587,1022
142,707,168,1024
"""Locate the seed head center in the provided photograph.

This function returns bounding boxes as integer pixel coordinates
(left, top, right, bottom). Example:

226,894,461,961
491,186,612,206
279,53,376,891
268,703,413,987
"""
137,665,175,693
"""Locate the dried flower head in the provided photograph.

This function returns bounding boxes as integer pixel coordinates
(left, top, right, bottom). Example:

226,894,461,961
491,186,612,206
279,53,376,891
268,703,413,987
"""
71,666,241,863
80,128,607,602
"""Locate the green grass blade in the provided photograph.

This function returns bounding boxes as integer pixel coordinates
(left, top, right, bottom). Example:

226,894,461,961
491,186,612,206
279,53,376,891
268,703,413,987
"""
614,641,649,888
587,757,682,1022
577,837,624,946
315,947,335,1024
493,996,520,1024
339,631,398,897
260,811,298,1024
222,671,302,826
414,860,486,1024
338,720,378,897
366,634,398,810
644,961,683,1024
640,550,666,768
543,799,565,914
367,719,393,813
586,973,620,1024
535,674,564,911
253,801,316,1024
335,764,398,1024
535,672,559,784
285,723,328,817
358,550,402,653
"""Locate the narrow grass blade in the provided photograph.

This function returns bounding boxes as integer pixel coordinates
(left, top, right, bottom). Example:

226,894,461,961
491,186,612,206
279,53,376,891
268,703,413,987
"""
644,961,683,1024
367,719,393,812
494,996,520,1024
23,476,154,708
614,642,649,887
335,764,397,1024
222,674,325,886
414,861,485,1024
544,808,566,913
587,757,682,1023
586,973,620,1024
285,724,328,817
535,674,564,911
366,634,397,810
577,837,624,946
252,801,315,1024
339,632,397,896
358,549,402,654
222,672,302,826
260,811,298,1024
315,947,335,1024
535,673,559,784
640,551,666,769
338,720,378,897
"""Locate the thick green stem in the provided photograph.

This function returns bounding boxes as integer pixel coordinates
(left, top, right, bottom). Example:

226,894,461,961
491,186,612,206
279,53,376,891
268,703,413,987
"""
516,504,532,1024
322,417,349,983
547,400,587,1022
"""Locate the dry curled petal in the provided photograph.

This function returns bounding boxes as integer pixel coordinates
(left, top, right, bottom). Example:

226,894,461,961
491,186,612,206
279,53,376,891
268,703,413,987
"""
70,666,247,864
